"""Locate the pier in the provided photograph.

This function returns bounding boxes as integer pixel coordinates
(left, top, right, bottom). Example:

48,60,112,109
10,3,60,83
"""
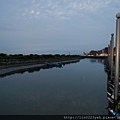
105,12,120,116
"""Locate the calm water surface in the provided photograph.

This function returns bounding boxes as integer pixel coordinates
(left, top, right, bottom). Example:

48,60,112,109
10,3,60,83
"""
0,59,108,115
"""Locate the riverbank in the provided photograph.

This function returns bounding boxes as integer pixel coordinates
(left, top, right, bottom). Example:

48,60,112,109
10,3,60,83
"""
0,54,81,66
0,58,80,77
81,55,107,59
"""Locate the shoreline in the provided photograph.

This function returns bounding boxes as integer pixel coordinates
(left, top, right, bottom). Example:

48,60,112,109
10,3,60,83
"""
0,59,80,78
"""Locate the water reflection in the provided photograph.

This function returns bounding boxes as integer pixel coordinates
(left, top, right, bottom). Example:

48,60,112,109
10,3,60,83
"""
90,58,105,64
0,59,107,115
0,60,80,78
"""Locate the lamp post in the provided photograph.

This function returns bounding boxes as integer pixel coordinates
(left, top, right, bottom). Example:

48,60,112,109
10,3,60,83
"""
110,33,114,80
108,44,110,68
114,12,120,112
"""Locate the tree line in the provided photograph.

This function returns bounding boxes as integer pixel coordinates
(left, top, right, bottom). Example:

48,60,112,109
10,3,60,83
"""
0,53,80,60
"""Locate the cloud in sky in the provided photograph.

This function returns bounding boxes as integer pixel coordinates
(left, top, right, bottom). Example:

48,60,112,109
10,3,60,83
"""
0,0,120,54
3,0,112,20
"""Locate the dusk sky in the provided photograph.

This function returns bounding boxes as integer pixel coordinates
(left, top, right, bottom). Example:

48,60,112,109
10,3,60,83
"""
0,0,120,55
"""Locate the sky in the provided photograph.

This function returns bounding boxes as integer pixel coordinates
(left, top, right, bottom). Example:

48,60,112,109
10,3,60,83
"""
0,0,120,55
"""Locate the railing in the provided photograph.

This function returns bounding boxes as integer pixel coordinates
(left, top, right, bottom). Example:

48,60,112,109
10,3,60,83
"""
106,12,120,116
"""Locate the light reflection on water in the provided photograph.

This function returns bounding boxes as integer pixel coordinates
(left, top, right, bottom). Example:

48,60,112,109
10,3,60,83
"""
0,59,107,115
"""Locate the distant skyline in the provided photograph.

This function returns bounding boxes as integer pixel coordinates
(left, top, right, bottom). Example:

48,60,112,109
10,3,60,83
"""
0,0,120,55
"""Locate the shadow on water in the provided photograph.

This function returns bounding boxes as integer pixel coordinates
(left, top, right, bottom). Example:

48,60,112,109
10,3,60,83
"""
0,60,80,78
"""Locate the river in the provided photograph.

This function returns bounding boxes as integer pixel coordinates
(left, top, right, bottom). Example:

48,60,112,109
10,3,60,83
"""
0,58,108,115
